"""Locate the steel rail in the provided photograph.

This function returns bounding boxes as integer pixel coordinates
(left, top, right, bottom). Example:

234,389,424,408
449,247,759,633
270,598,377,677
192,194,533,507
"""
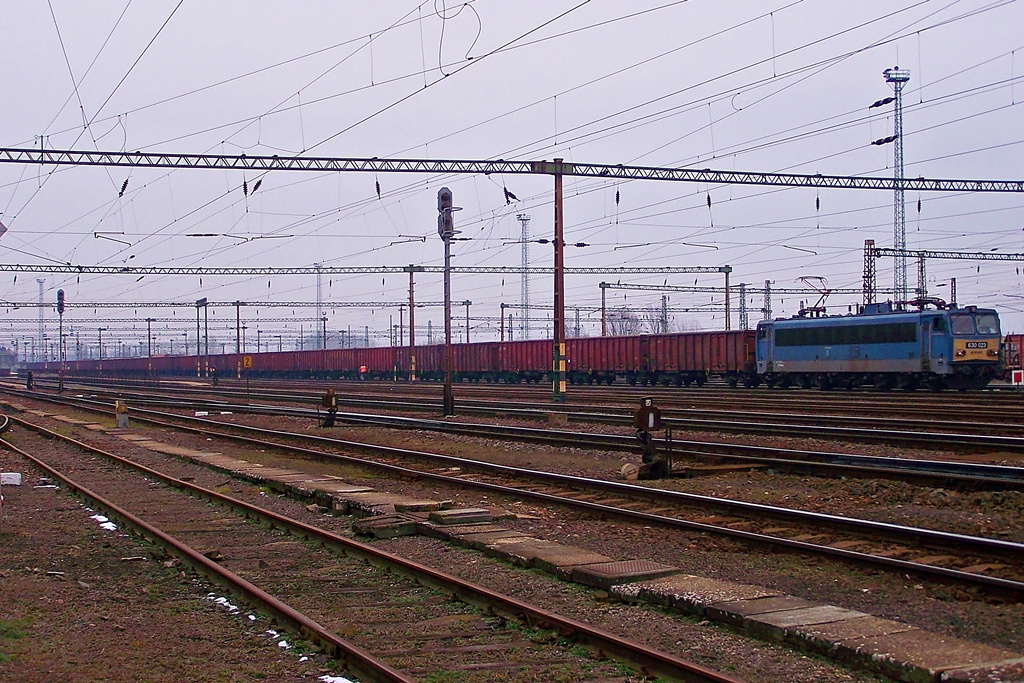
31,377,1024,449
113,408,1024,596
17,381,1024,488
13,390,1023,596
0,421,414,683
3,414,742,683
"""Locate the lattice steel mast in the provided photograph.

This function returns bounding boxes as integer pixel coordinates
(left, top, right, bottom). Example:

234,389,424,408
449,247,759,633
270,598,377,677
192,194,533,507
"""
885,67,911,305
517,213,531,340
314,262,323,349
36,278,44,362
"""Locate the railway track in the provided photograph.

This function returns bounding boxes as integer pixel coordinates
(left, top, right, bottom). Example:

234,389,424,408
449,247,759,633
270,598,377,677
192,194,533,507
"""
34,377,1024,450
31,374,1024,422
0,412,737,683
15,383,1024,490
9,390,1024,600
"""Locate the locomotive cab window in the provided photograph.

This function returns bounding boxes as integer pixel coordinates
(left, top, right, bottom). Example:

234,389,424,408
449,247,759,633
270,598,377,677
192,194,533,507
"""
950,315,976,335
976,314,999,335
932,318,946,333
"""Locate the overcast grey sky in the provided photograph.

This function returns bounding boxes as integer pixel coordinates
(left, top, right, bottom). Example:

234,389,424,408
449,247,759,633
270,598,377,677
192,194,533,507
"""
2,1,1023,353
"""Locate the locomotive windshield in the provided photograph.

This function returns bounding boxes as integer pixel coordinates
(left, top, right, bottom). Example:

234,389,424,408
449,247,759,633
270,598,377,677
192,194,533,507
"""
949,313,1000,336
950,315,975,335
976,313,1000,335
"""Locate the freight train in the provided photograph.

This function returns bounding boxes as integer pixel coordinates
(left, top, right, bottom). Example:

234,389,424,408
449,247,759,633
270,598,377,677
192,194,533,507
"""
30,302,1005,391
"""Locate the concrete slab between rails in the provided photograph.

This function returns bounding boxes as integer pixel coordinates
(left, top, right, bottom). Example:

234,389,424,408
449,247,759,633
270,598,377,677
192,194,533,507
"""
449,529,533,552
837,630,1024,683
612,574,782,615
708,595,818,626
339,491,446,517
428,508,493,525
113,432,152,442
610,576,1024,683
475,536,614,576
147,442,223,458
414,522,511,544
351,514,420,539
83,423,106,431
423,523,509,536
104,433,390,510
571,559,681,590
273,475,343,495
940,658,1024,683
51,415,90,425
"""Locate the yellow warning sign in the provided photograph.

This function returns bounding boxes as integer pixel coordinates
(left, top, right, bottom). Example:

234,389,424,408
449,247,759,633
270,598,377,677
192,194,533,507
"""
243,355,253,368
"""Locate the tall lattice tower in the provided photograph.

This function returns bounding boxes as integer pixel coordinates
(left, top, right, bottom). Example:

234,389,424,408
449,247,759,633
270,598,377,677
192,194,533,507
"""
516,214,531,340
885,66,910,306
36,278,45,362
314,262,323,348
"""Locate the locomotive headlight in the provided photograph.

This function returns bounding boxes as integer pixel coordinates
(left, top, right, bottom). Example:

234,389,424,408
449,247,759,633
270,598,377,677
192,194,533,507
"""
955,349,966,357
988,349,999,357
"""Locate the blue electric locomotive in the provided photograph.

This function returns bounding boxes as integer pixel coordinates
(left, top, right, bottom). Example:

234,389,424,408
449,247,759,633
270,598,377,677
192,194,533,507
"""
755,302,1002,390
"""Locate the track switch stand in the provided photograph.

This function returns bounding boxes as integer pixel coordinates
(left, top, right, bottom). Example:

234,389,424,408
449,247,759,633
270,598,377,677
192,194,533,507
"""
115,400,130,429
319,388,338,428
633,397,670,479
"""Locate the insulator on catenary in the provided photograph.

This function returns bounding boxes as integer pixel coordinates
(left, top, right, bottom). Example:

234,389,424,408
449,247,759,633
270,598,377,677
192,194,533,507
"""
119,179,129,197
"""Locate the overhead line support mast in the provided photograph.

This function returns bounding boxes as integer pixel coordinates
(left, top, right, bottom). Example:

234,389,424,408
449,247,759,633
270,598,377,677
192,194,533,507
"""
4,147,1021,404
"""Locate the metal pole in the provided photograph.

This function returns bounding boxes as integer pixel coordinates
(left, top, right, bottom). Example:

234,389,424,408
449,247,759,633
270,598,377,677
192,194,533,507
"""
724,266,731,331
437,189,455,416
406,265,423,381
203,304,209,378
500,303,505,342
235,301,241,354
601,282,607,336
463,300,471,343
552,159,566,403
196,304,201,377
58,312,63,391
443,234,454,415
